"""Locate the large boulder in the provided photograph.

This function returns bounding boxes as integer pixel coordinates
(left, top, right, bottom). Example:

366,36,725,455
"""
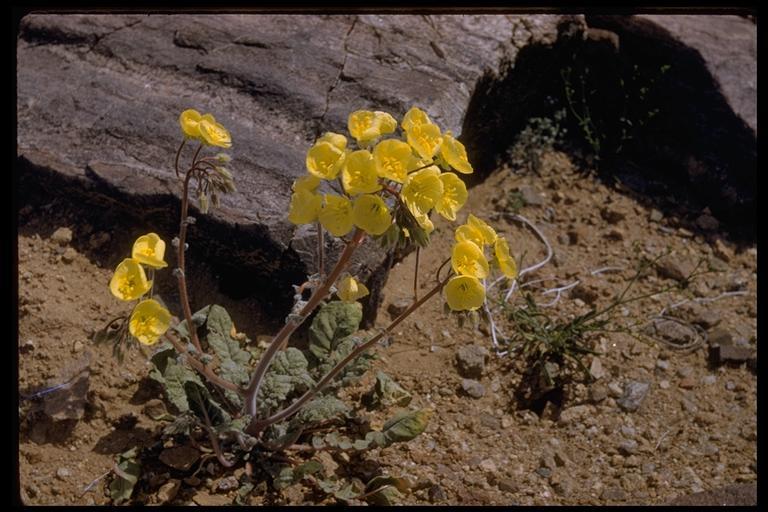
16,14,581,323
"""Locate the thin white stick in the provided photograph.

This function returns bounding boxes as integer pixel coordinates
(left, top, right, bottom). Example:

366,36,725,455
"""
659,290,749,316
503,214,553,303
590,266,625,276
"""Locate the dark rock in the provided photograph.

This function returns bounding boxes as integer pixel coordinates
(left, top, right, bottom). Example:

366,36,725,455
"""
387,298,411,319
696,213,719,231
708,326,733,346
497,478,519,493
460,379,485,399
616,380,650,412
667,484,756,506
428,484,447,503
600,206,626,224
455,345,489,378
536,467,552,479
709,343,756,366
159,445,200,472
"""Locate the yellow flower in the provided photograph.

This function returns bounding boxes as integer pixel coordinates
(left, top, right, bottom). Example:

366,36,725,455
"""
406,122,443,160
451,240,489,279
317,131,348,151
494,236,518,279
373,139,414,183
132,233,168,269
401,106,432,132
440,131,473,174
348,110,397,144
401,166,444,216
318,194,354,236
292,174,321,193
342,150,381,195
336,275,370,303
352,194,392,235
198,114,232,148
412,209,435,234
179,109,202,138
454,224,484,247
467,214,497,245
129,299,172,345
306,141,346,180
109,258,153,301
444,275,486,311
435,172,468,221
288,188,322,225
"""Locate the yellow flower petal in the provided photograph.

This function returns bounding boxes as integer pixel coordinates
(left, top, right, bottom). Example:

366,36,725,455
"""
435,172,468,221
198,117,232,148
337,275,370,303
292,174,321,193
129,298,171,345
342,150,382,195
179,109,202,138
454,224,484,247
401,106,432,132
306,141,346,180
288,189,322,225
467,214,497,245
132,233,168,269
352,194,392,235
451,240,490,279
444,275,486,311
373,139,414,183
494,236,518,279
406,122,443,160
317,131,348,151
109,258,153,301
318,194,354,237
413,209,435,234
401,166,444,215
348,110,397,144
440,131,473,174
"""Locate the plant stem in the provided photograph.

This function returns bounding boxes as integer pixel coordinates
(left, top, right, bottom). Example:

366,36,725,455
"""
243,228,367,419
246,271,451,436
413,247,420,301
164,330,242,393
174,139,186,178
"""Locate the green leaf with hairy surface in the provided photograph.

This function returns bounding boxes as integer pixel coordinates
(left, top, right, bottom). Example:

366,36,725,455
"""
363,371,412,409
295,460,323,480
109,447,141,505
381,408,432,444
273,465,295,490
365,475,409,505
308,301,363,364
149,348,205,413
202,305,252,408
258,348,315,413
289,395,350,430
314,335,374,386
185,381,231,426
171,305,211,342
163,411,198,437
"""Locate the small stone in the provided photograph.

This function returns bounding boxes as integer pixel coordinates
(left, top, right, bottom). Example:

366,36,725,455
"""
460,379,485,399
678,377,697,389
711,239,733,262
620,425,636,437
21,339,35,353
183,476,202,487
696,213,719,231
56,467,71,480
608,381,624,398
659,380,670,390
536,467,552,479
557,405,593,425
192,493,234,506
649,209,664,222
72,340,84,353
573,298,586,308
642,463,656,475
617,381,650,412
605,228,624,241
602,486,627,501
519,185,544,206
428,484,447,503
618,439,638,455
479,459,497,473
455,345,489,378
216,476,239,493
549,470,574,497
497,478,519,493
159,446,200,472
51,227,73,246
387,299,411,319
654,319,695,345
62,247,77,263
655,359,670,371
600,207,626,224
589,357,606,380
725,381,736,391
588,383,608,403
680,396,698,413
566,229,582,245
656,256,694,282
156,479,181,504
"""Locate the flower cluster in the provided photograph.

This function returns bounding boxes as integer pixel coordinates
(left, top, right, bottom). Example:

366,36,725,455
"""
444,215,518,311
288,107,473,241
109,233,171,345
179,109,232,148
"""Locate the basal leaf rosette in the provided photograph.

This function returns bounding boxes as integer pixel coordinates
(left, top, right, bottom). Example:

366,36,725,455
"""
129,298,172,345
110,258,153,301
444,275,485,311
132,233,168,269
336,275,370,303
348,110,397,146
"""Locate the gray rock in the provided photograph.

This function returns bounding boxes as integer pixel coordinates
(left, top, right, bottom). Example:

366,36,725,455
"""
618,439,638,455
655,359,670,371
536,467,552,479
455,345,489,378
216,476,239,493
50,227,73,246
676,366,693,378
649,209,664,222
655,256,694,282
617,381,650,412
56,467,71,480
557,404,593,425
387,298,411,319
653,319,695,345
497,478,519,493
518,185,544,206
460,379,485,399
428,484,447,503
667,483,756,506
588,383,608,403
601,486,627,501
589,357,607,380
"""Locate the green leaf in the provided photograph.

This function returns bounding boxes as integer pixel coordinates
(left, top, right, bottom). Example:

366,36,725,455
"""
202,305,252,408
314,335,374,386
363,372,412,409
258,348,316,413
149,349,205,413
109,448,141,505
333,478,366,502
185,380,231,426
289,395,350,430
273,465,295,490
308,301,363,364
294,460,323,481
381,408,432,445
171,305,211,342
365,476,409,505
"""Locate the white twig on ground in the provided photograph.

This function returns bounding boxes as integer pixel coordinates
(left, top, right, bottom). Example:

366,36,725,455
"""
590,266,625,276
502,214,553,303
538,279,581,308
658,290,749,317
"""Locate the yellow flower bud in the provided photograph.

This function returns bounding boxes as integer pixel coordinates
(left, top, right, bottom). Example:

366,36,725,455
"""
337,275,370,303
132,233,168,269
129,299,171,345
444,275,485,311
109,258,153,301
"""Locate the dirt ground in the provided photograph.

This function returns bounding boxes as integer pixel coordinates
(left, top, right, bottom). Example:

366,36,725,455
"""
17,150,757,505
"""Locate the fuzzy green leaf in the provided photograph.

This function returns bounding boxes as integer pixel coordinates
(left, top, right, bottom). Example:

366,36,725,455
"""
289,395,350,430
185,380,231,426
365,476,408,505
363,372,412,409
171,305,211,342
109,448,141,505
308,301,363,364
258,348,316,413
202,305,252,408
381,408,432,445
149,349,205,413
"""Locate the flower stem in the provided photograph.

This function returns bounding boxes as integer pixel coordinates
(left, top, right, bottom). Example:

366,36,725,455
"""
163,330,242,393
174,139,186,178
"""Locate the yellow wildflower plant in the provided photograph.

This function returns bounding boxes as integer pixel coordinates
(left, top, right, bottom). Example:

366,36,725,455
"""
401,166,444,217
306,141,346,180
352,194,392,235
467,214,497,245
401,106,432,132
348,110,397,145
342,150,382,195
292,174,321,193
109,258,153,301
336,275,370,303
179,109,203,139
444,275,486,311
317,131,348,151
454,223,484,247
132,233,168,269
440,131,473,174
494,236,518,279
373,139,414,183
451,240,490,279
198,114,232,149
288,188,322,225
435,172,468,221
129,298,172,345
406,121,443,161
318,194,354,236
